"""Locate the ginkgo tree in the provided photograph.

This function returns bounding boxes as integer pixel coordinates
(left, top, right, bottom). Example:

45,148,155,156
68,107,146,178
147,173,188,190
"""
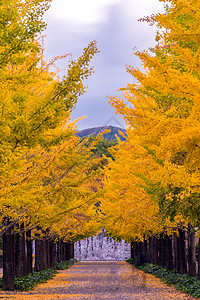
0,0,103,291
0,38,99,233
102,0,200,245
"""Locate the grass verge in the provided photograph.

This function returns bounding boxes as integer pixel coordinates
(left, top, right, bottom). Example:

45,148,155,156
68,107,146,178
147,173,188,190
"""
127,258,200,298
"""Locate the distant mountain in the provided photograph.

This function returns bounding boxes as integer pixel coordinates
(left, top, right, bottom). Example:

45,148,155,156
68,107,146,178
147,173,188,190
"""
76,125,127,141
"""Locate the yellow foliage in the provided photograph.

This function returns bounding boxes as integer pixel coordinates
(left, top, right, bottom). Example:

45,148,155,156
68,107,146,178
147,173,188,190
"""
0,0,101,240
102,0,200,241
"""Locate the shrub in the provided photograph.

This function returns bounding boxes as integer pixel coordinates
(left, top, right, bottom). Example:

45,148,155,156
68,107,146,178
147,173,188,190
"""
56,259,76,270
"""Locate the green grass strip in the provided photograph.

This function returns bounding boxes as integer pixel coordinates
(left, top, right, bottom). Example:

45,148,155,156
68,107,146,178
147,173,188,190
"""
127,258,200,298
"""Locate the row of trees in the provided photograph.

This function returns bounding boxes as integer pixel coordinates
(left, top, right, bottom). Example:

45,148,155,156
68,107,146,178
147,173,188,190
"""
130,227,199,277
3,227,74,290
0,0,104,290
101,0,200,277
4,0,200,291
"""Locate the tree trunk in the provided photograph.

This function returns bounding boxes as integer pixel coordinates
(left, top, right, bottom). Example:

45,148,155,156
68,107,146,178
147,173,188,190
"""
166,235,173,271
49,240,56,269
187,223,196,276
26,230,33,275
131,241,138,264
131,241,135,263
71,243,74,259
198,238,200,279
148,236,153,264
146,237,151,263
172,233,177,270
2,226,15,291
57,240,66,263
35,239,47,272
15,224,27,278
65,242,74,260
57,240,61,263
151,236,158,265
137,241,148,266
162,235,167,268
157,236,162,266
61,241,66,261
45,239,50,268
175,229,187,274
134,242,140,265
143,239,149,264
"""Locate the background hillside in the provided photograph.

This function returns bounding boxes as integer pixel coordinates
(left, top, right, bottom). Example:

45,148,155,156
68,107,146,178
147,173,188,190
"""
76,126,127,141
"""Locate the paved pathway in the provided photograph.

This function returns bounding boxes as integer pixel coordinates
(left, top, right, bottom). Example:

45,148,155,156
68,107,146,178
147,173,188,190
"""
0,261,197,299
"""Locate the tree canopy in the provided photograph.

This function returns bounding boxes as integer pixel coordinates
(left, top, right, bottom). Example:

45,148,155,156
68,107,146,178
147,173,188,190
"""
101,0,200,241
0,0,102,241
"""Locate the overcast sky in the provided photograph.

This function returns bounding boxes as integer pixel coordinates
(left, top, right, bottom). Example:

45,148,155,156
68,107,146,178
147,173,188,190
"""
44,0,164,130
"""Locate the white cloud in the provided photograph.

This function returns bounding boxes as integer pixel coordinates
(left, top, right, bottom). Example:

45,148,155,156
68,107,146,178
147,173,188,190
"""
47,0,121,24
